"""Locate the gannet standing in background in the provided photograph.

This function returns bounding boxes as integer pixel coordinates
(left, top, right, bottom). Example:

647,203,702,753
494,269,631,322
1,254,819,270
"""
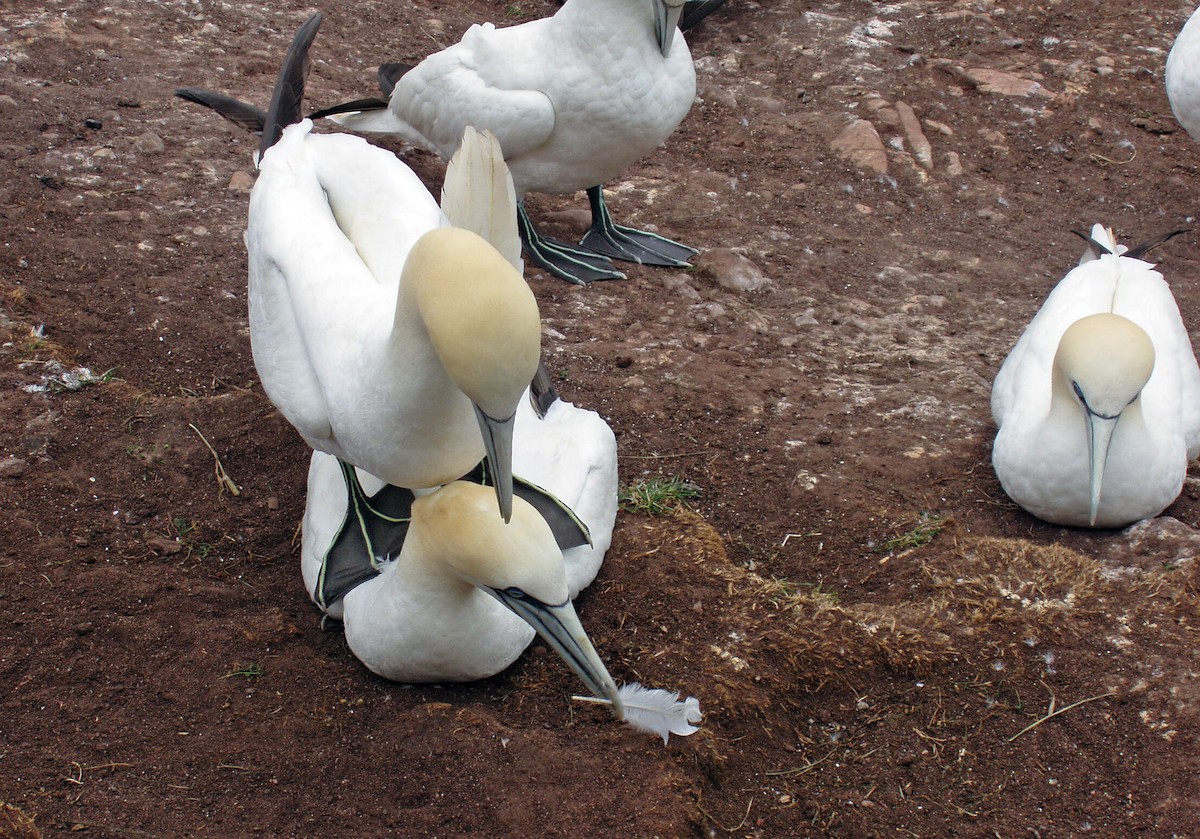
1167,5,1200,142
178,14,540,522
991,225,1200,528
315,0,699,285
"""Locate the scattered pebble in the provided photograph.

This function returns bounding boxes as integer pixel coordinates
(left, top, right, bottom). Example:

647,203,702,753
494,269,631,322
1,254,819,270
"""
831,119,889,175
134,131,165,154
694,248,773,293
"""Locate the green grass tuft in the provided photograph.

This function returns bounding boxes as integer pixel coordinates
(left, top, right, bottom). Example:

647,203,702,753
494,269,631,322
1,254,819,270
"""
619,476,701,515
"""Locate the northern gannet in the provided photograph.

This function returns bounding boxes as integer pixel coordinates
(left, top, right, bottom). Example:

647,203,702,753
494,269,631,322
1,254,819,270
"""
991,225,1200,528
315,0,699,285
1167,5,1200,142
177,14,540,521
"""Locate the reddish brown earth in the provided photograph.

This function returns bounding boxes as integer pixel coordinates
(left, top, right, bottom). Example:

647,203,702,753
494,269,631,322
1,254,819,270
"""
4,0,1200,836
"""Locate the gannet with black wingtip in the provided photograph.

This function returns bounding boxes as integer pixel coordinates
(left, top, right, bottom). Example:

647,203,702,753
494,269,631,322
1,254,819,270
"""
302,140,619,616
178,14,540,521
1167,5,1200,142
326,481,622,712
991,225,1200,528
299,368,618,616
315,0,698,285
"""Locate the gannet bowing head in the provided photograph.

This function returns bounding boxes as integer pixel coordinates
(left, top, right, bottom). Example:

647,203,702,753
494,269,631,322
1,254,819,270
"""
405,228,541,522
410,482,624,718
1054,313,1156,526
655,0,688,56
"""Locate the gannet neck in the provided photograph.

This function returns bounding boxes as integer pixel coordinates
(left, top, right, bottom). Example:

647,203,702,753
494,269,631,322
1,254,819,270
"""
1052,313,1155,526
401,227,540,420
401,482,623,712
407,482,568,604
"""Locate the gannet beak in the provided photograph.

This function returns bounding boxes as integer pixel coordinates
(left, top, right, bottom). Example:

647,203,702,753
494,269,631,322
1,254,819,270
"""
1084,410,1120,527
655,0,685,57
493,589,625,719
473,405,516,523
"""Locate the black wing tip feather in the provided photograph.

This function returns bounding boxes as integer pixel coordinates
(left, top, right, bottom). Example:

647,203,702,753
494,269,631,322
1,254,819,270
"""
1125,228,1191,260
174,87,267,133
530,362,559,420
259,12,324,160
680,0,728,30
307,97,390,121
378,63,415,96
1071,226,1192,261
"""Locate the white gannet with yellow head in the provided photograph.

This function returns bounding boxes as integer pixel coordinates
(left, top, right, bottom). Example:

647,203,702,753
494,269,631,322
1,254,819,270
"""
179,14,538,521
991,225,1200,528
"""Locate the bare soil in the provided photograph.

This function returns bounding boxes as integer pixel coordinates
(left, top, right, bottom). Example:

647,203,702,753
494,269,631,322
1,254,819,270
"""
4,0,1200,836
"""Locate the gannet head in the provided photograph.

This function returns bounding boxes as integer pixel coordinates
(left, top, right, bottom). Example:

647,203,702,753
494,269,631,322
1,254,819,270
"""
654,0,687,56
411,482,624,717
405,228,541,522
1054,313,1155,526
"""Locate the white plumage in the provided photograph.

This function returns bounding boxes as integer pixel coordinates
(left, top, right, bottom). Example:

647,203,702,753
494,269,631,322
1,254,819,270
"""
991,225,1200,528
1167,5,1200,142
247,122,539,516
300,378,619,614
327,0,698,283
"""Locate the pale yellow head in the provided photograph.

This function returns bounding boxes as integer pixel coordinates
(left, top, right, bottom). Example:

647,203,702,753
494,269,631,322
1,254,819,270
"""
1054,312,1155,526
404,226,540,420
408,481,567,604
1055,313,1154,419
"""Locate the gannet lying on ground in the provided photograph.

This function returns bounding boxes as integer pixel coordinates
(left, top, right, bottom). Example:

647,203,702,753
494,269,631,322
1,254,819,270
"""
300,477,701,742
302,366,618,615
991,225,1200,528
313,0,699,285
1167,5,1200,142
177,14,539,521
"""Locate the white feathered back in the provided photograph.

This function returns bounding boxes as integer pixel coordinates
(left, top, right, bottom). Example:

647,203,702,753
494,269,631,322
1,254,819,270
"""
441,126,523,272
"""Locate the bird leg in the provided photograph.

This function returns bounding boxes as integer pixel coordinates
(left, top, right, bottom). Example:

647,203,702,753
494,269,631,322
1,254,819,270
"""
517,200,627,284
579,185,698,268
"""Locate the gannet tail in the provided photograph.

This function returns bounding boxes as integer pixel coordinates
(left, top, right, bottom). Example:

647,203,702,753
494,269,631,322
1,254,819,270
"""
441,126,522,272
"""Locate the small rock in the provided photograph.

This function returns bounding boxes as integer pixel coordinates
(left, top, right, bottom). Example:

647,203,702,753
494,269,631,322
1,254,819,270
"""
134,131,164,154
74,622,95,636
944,151,964,177
831,119,889,176
85,118,102,130
0,456,27,477
267,496,279,511
896,101,932,170
694,248,773,293
966,68,1055,99
146,534,184,556
228,170,256,192
0,94,18,108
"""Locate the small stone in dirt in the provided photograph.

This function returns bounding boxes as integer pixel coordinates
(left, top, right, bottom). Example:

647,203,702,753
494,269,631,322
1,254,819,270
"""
116,97,141,108
267,496,279,511
85,118,103,130
694,248,773,293
74,621,95,636
146,534,184,555
831,119,889,176
0,456,28,477
134,131,165,154
0,94,17,108
228,171,255,192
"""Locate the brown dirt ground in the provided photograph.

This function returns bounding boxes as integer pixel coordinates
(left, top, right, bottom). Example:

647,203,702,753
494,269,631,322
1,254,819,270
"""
4,0,1200,836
